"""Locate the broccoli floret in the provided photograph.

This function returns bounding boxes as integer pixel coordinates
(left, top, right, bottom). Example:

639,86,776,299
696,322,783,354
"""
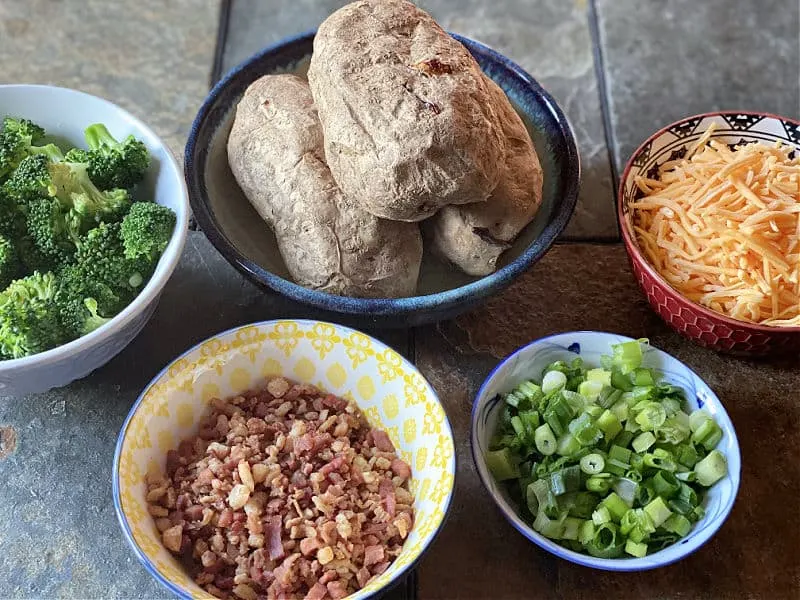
82,124,149,190
0,271,66,359
49,159,132,225
120,202,176,263
74,222,151,302
25,196,81,264
55,265,118,338
0,185,25,238
0,234,20,289
0,118,46,180
4,154,57,202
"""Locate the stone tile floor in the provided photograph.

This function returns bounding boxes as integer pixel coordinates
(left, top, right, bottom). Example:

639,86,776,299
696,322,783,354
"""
0,0,798,598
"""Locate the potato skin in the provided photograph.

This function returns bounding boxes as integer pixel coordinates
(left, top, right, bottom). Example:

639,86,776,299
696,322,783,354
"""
227,74,422,297
426,77,544,276
307,0,506,222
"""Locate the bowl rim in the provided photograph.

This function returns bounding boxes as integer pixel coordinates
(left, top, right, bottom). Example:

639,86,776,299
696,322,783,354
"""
470,330,742,571
184,30,580,318
113,318,457,599
617,110,800,334
0,83,190,370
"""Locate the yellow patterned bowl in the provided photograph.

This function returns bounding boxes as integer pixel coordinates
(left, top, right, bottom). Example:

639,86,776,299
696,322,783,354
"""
113,319,456,600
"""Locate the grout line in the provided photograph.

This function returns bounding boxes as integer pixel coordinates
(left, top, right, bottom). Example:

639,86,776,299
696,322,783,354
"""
587,0,622,239
210,0,233,87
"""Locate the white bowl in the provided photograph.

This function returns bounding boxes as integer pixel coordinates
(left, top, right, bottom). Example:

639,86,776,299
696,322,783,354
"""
113,319,456,599
0,84,189,396
471,331,741,571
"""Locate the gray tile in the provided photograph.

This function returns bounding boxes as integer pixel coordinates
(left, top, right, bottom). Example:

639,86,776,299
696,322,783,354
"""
222,0,618,240
596,0,800,171
0,0,221,161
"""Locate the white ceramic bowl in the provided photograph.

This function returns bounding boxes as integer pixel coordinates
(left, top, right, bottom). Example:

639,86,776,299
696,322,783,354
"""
471,331,741,571
0,84,189,396
113,319,456,599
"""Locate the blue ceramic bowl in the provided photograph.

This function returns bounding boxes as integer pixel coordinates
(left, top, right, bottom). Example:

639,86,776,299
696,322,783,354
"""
471,331,741,571
185,31,579,328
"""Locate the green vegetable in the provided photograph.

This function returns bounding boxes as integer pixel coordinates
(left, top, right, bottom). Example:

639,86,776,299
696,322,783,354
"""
486,339,727,559
0,116,175,360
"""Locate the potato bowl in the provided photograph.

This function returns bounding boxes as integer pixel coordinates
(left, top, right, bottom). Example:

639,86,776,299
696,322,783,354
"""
471,331,741,571
113,319,456,600
185,31,579,328
0,84,189,396
618,111,800,355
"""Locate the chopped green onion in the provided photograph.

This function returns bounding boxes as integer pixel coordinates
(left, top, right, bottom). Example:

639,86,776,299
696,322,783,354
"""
592,505,612,525
663,513,692,537
543,394,574,437
542,370,568,394
598,387,623,409
549,465,582,496
560,491,600,518
525,482,540,515
631,368,654,387
643,448,677,472
689,409,712,432
597,410,623,441
690,505,706,523
562,390,587,412
580,453,605,475
533,510,567,539
586,523,625,558
614,430,635,449
605,458,630,476
485,448,520,481
644,497,673,527
608,445,632,463
695,450,727,486
557,434,582,457
587,368,612,386
534,423,557,456
632,431,657,453
675,471,696,482
583,404,604,418
601,492,629,522
511,415,525,439
579,520,596,544
611,340,645,373
651,471,680,498
578,379,605,401
635,402,667,430
586,474,614,494
692,418,723,451
562,517,583,540
625,539,648,557
636,481,656,507
675,443,700,468
631,385,656,401
610,399,629,422
611,368,634,392
624,469,643,482
613,478,638,507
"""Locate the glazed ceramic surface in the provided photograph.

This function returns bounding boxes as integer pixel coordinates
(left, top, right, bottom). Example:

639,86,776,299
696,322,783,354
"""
185,32,579,328
114,320,456,599
0,84,189,396
619,111,800,355
471,331,741,572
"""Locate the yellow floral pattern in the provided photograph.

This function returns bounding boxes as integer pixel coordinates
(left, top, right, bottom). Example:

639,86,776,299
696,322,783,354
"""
115,320,455,600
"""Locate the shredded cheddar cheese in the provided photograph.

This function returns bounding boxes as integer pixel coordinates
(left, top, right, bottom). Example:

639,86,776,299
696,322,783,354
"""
632,125,800,326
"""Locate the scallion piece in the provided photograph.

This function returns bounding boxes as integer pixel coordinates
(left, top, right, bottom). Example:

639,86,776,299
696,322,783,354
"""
643,448,677,472
636,481,656,507
542,370,568,394
485,448,520,481
608,445,632,463
611,368,634,392
533,510,566,539
579,520,596,544
598,387,623,409
689,409,712,432
534,423,557,456
643,497,673,528
625,539,648,558
601,492,629,522
592,505,612,525
675,471,696,483
562,517,583,540
580,453,605,475
549,465,582,496
511,415,525,439
583,404,604,418
587,368,612,386
631,368,654,387
614,430,635,449
557,434,581,457
692,418,723,451
675,443,700,468
585,523,625,558
611,340,645,373
651,471,680,498
695,449,727,486
663,513,692,537
613,478,638,507
605,458,630,476
635,402,667,431
578,379,605,401
597,409,622,441
586,474,613,494
560,491,600,518
632,431,657,453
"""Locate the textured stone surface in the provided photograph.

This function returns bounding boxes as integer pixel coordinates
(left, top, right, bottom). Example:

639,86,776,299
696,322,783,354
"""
222,0,618,240
416,243,800,599
0,0,220,160
595,0,800,171
0,233,410,598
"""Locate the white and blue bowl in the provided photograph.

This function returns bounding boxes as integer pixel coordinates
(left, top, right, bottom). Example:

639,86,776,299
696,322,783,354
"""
471,331,741,571
185,31,579,328
0,84,189,396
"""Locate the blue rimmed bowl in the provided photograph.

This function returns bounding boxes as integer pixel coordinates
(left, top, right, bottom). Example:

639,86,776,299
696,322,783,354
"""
471,331,741,571
185,31,579,328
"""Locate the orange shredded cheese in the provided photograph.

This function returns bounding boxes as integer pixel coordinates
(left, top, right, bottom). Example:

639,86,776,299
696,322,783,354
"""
632,126,800,326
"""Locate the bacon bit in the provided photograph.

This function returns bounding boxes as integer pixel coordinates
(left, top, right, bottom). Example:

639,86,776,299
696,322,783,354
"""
162,524,183,553
318,570,337,585
294,432,315,454
184,505,204,521
363,544,385,568
361,522,389,534
265,515,285,561
390,458,412,480
371,561,390,576
300,536,322,556
379,478,397,517
319,456,345,478
304,582,328,600
195,468,214,485
371,429,395,452
326,580,348,600
350,467,365,485
322,394,347,411
166,450,180,476
217,508,234,528
356,566,372,588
